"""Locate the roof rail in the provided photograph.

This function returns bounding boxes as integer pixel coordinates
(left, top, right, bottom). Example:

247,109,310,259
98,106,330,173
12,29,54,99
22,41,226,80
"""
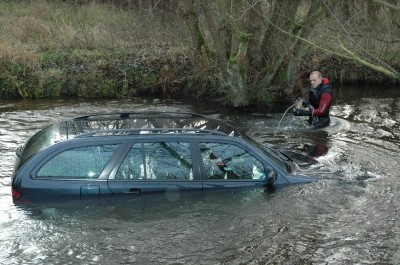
74,128,232,138
73,112,207,121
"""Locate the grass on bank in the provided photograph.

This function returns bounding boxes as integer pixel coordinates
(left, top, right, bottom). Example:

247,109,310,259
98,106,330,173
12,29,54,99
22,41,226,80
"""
0,0,206,99
0,1,398,100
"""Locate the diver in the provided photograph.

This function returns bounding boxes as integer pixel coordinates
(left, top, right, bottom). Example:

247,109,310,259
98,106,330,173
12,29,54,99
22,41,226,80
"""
293,71,332,129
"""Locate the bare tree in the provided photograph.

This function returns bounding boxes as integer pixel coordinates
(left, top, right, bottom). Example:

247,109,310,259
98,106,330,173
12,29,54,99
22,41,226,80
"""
177,0,399,106
177,0,326,106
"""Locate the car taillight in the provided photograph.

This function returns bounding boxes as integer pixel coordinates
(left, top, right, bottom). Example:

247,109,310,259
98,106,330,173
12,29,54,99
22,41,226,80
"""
12,187,22,200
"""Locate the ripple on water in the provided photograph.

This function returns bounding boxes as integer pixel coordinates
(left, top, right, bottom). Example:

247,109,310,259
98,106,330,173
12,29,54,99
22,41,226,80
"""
0,94,400,264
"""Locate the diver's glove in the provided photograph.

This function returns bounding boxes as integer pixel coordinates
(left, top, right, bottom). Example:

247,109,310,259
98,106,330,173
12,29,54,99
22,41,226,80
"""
302,100,311,107
293,108,311,116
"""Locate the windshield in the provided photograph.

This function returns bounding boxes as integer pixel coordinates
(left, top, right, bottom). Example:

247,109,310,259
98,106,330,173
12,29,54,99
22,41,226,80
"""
242,134,293,173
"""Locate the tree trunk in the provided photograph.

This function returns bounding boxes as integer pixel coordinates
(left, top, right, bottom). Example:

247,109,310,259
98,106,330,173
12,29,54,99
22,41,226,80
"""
287,0,324,95
179,0,399,106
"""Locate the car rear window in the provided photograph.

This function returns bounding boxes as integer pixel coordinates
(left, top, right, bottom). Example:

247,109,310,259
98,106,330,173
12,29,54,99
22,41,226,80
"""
16,124,61,167
36,144,119,179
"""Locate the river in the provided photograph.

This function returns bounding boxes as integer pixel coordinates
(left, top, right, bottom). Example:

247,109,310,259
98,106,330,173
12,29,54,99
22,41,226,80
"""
0,85,399,264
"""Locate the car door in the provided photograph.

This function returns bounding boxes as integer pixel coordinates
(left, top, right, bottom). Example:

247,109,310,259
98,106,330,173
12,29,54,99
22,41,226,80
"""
107,141,202,195
197,141,268,189
27,144,120,198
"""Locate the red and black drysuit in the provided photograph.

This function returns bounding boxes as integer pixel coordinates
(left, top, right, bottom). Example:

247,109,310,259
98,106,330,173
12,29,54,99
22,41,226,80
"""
293,78,332,129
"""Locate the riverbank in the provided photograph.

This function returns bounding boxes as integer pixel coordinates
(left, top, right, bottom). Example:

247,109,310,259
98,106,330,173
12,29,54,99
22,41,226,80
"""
1,48,397,100
0,1,398,105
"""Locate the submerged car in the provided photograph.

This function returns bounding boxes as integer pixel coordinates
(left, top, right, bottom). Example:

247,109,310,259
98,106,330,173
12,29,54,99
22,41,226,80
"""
12,112,315,201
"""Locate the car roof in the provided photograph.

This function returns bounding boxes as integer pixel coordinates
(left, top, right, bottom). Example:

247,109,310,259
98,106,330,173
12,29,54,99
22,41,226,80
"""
71,112,243,138
17,112,244,165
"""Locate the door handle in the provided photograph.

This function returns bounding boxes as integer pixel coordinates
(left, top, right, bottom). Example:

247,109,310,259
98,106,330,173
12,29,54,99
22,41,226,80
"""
128,188,141,195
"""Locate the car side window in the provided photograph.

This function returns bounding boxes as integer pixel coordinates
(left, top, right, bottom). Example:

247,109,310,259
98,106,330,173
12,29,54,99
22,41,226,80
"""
36,145,119,179
115,142,193,180
199,142,266,180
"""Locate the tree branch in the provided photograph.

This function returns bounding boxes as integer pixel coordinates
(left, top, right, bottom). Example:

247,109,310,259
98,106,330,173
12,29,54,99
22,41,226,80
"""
371,0,400,11
268,18,400,79
338,39,400,79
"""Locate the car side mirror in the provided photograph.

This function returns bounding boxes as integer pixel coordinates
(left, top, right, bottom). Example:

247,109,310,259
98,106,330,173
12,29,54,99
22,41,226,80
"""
266,170,277,185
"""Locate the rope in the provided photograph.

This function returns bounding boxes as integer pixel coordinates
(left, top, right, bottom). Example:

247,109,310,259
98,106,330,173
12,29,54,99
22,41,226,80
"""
309,105,315,127
276,100,302,130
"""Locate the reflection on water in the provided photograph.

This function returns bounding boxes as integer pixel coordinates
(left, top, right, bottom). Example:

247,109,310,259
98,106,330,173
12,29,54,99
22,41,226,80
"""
1,86,400,264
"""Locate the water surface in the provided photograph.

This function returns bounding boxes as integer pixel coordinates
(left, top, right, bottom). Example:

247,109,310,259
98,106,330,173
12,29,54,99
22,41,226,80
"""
1,86,400,264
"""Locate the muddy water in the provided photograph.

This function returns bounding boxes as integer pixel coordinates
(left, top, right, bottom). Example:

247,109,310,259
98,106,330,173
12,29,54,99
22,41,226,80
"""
0,86,399,264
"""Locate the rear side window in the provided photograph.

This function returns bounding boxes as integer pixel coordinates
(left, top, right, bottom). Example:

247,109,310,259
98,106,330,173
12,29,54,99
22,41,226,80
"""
36,145,119,179
199,142,266,180
116,142,193,180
